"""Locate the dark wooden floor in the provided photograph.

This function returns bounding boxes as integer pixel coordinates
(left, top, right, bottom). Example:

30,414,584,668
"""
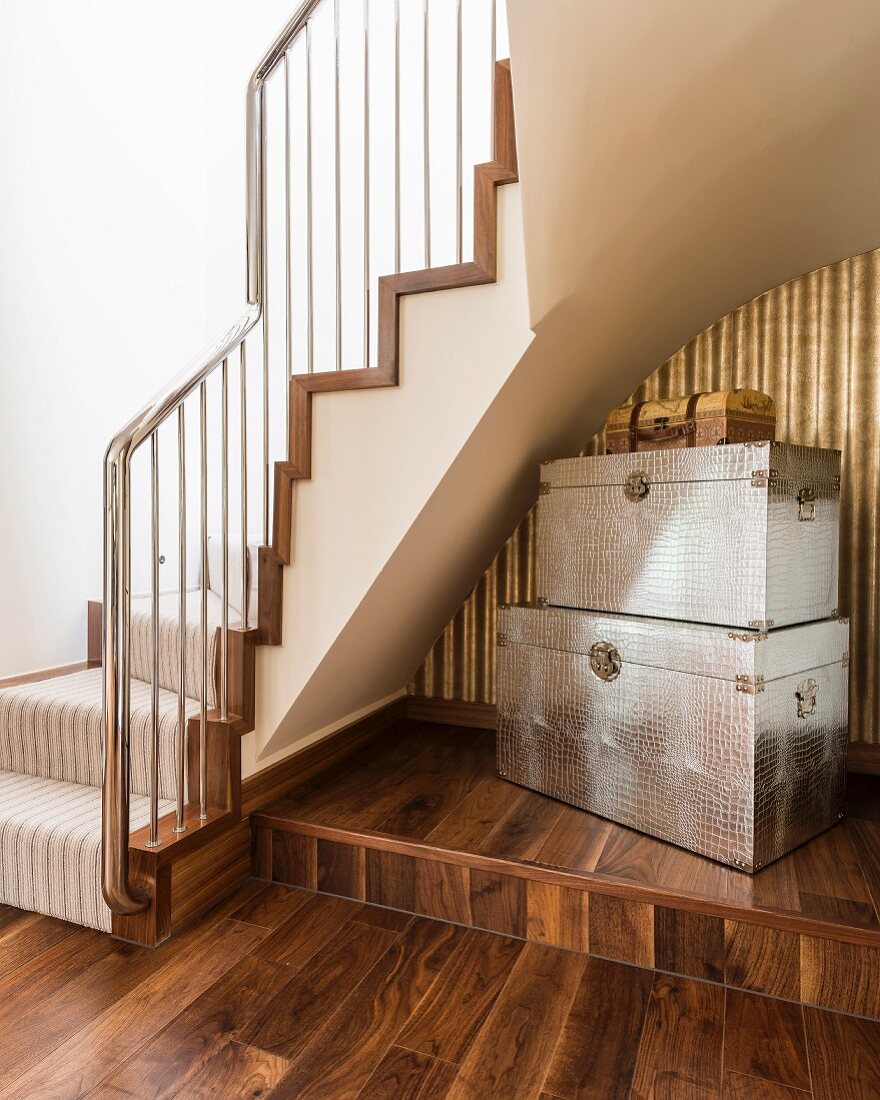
1,879,879,1099
269,722,880,937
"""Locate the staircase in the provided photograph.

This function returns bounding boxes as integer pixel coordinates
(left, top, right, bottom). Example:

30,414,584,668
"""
0,594,220,931
0,1,521,944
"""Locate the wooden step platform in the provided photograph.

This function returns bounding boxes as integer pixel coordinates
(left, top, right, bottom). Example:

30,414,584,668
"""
251,720,880,1022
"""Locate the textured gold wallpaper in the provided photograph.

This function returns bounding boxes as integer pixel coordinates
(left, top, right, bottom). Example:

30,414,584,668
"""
409,249,880,746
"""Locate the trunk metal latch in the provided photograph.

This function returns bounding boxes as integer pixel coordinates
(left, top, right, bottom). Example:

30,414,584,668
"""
624,471,650,502
798,486,817,522
590,641,622,681
796,678,819,718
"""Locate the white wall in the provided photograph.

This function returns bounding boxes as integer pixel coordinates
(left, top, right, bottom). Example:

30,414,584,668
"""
247,182,533,774
0,0,209,677
0,0,302,677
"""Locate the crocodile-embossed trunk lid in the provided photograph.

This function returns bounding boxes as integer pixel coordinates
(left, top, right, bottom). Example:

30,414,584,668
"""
537,441,840,629
497,604,849,871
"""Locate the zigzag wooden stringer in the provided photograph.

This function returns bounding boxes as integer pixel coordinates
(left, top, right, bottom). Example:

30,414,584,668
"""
257,59,518,646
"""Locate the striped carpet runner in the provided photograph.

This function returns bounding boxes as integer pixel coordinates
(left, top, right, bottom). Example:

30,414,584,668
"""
0,590,222,931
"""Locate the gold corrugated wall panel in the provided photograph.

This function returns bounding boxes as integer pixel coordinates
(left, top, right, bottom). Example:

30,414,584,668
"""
409,249,880,746
409,509,536,703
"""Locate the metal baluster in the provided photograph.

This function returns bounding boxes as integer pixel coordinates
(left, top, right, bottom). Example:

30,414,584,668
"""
147,431,161,847
335,0,342,370
394,0,400,273
220,358,229,721
423,0,431,269
363,0,371,367
490,0,496,149
456,0,463,263
199,381,208,820
284,51,292,442
261,90,270,546
306,20,314,373
174,405,187,833
240,342,249,625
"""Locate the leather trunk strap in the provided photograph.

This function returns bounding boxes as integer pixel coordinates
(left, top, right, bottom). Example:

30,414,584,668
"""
627,402,646,451
684,392,706,448
627,393,706,450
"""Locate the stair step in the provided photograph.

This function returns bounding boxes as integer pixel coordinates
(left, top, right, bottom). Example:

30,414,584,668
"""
0,769,171,931
0,666,196,801
250,720,880,1023
129,588,222,707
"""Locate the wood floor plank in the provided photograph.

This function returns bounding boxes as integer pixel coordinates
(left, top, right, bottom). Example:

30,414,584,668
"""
800,935,880,1018
397,929,524,1064
803,1005,880,1100
469,869,527,938
0,926,117,1026
317,839,366,899
535,806,613,873
97,954,291,1100
793,825,877,925
721,1072,810,1098
357,1046,459,1099
366,849,418,911
542,955,653,1100
723,854,802,919
847,818,880,924
654,906,725,983
250,892,363,968
274,917,465,1099
308,763,451,831
588,893,654,969
378,737,495,839
477,787,565,861
0,911,78,986
295,733,472,831
630,973,724,1100
426,777,524,851
278,726,441,814
723,989,810,1093
413,859,472,925
445,941,587,1100
240,919,401,1059
6,918,268,1100
173,1041,290,1098
0,935,186,1090
526,880,589,952
354,904,415,933
724,922,800,1000
594,824,729,901
227,882,314,930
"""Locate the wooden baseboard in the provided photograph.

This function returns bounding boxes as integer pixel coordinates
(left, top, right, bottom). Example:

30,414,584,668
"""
406,695,497,730
849,742,880,776
0,661,97,689
241,697,407,815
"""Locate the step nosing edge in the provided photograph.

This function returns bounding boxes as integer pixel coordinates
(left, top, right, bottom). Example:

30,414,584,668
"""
251,811,880,950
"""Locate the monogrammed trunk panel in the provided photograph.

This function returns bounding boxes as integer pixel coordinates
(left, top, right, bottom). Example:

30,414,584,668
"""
496,605,849,870
536,442,840,629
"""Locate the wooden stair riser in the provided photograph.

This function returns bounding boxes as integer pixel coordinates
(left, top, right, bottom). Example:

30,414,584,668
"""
252,820,880,1023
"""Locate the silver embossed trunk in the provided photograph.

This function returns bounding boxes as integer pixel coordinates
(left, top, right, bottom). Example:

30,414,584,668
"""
497,605,849,870
537,442,840,629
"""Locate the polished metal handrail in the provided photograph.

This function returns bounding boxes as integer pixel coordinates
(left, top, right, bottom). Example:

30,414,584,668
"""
102,0,322,915
102,0,500,915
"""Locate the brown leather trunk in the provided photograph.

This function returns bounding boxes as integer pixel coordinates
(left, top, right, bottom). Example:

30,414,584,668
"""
605,389,775,453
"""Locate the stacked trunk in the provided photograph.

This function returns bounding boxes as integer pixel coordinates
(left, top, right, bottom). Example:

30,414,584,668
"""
497,441,849,871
